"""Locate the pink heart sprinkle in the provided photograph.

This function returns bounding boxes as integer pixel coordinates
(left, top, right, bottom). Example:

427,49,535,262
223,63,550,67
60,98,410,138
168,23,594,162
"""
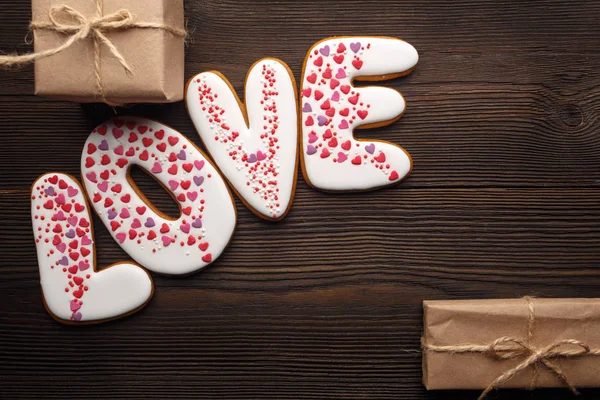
85,172,97,183
81,235,92,246
120,209,130,219
337,152,348,163
308,133,318,144
256,151,267,161
151,162,162,173
168,180,179,191
70,300,81,312
67,186,78,197
331,91,340,102
67,216,78,226
131,218,141,229
180,223,190,234
54,211,65,221
55,193,66,204
116,232,126,243
338,120,349,129
114,145,124,155
187,191,198,201
161,236,172,247
194,160,205,170
78,260,90,271
335,68,346,79
56,243,66,253
97,181,108,192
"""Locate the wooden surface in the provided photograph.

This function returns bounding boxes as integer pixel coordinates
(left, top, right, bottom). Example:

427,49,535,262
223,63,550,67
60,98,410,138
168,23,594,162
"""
1,0,599,399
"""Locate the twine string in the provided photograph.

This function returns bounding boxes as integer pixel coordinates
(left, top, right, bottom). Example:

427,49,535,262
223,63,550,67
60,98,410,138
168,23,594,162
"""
0,1,186,104
423,297,600,400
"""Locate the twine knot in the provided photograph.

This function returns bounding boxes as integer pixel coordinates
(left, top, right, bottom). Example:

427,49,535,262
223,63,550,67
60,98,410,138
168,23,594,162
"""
31,5,137,74
422,297,600,400
481,336,591,398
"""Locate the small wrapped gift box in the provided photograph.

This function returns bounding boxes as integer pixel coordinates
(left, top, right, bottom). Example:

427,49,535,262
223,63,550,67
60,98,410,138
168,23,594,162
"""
422,298,600,397
31,0,185,104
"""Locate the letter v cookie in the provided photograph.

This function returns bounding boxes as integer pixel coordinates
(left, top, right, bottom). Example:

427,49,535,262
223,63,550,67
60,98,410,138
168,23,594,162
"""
31,173,153,324
186,58,299,221
300,37,418,191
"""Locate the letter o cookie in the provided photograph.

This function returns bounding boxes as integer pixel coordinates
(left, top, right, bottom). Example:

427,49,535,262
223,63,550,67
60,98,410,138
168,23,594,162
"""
81,118,237,275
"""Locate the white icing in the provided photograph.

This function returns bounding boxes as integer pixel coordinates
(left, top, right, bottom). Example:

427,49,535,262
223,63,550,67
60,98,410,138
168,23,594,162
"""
186,59,298,220
300,37,418,191
31,173,153,323
80,118,236,275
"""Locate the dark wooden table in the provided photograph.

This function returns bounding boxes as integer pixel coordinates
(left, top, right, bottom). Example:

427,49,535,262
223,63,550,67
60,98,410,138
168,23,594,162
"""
1,1,599,399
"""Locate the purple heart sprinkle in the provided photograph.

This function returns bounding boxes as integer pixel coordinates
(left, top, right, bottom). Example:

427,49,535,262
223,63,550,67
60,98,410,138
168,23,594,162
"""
45,186,55,196
145,217,155,228
98,140,109,151
72,312,82,322
65,229,75,239
247,153,257,163
192,219,203,228
319,45,330,56
193,175,204,186
306,145,317,155
107,209,117,220
365,143,375,154
302,102,312,113
350,42,361,53
177,150,186,160
59,256,69,266
317,115,328,126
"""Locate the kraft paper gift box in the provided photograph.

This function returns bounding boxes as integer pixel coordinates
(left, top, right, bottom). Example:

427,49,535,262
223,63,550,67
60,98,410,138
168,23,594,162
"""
422,298,600,394
31,0,185,104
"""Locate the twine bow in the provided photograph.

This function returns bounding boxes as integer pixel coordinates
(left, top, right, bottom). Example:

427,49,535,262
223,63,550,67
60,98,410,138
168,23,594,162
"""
423,297,600,400
0,1,186,105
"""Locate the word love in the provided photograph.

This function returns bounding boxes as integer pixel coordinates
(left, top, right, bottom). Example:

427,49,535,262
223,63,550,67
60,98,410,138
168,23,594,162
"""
186,36,418,218
31,36,418,324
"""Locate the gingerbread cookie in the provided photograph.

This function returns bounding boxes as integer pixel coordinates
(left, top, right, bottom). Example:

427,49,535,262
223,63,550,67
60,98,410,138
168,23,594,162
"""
186,58,298,221
81,118,237,275
31,173,153,324
299,37,418,191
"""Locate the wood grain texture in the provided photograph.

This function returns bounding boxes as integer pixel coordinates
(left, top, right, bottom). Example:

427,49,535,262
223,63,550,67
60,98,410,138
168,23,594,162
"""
1,0,599,399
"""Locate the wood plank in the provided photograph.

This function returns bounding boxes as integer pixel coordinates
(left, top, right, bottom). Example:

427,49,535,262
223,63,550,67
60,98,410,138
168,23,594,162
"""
0,1,600,94
1,187,600,399
1,0,600,399
2,187,599,291
0,89,598,189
